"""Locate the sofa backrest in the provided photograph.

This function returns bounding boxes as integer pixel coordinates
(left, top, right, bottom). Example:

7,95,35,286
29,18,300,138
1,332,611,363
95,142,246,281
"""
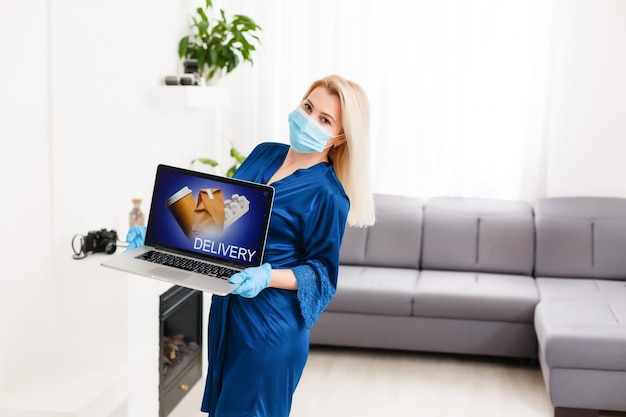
534,197,626,279
421,197,535,275
340,193,424,269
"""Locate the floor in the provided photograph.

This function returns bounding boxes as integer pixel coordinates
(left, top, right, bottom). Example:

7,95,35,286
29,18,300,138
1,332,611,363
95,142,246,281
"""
169,346,624,417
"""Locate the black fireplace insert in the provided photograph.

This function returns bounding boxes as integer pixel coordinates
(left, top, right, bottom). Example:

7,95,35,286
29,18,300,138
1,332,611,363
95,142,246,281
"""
160,286,203,417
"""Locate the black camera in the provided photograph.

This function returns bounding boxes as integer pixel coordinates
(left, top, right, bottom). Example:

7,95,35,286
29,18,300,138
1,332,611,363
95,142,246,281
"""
72,228,118,259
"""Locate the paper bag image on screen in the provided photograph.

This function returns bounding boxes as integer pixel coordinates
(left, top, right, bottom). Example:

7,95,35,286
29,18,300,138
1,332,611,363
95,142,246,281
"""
192,188,225,234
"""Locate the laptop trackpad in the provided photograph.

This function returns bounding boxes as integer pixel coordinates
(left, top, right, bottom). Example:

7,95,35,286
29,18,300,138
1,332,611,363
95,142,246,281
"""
149,267,191,280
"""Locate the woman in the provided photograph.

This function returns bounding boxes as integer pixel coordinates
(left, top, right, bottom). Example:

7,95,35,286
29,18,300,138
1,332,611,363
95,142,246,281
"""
128,74,375,416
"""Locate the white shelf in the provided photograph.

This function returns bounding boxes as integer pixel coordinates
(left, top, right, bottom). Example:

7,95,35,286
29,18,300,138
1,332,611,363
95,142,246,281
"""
150,85,231,107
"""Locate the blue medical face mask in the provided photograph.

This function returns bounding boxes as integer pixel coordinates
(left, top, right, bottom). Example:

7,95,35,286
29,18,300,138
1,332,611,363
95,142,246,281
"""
288,106,338,153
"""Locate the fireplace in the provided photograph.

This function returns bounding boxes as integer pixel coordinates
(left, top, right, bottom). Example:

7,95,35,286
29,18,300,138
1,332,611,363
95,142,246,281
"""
160,285,203,417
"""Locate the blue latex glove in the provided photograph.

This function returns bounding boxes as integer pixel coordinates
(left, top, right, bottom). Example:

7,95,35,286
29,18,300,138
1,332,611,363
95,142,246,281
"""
229,263,272,298
125,226,147,251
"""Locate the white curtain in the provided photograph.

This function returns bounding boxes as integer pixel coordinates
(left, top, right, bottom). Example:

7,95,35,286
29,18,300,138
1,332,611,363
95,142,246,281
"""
219,0,555,202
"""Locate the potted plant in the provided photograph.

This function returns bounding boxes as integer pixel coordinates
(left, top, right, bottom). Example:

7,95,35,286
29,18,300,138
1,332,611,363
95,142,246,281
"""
192,144,247,178
178,0,262,84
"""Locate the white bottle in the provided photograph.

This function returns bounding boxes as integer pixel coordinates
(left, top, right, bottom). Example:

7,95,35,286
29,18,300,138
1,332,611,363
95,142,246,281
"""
129,198,145,228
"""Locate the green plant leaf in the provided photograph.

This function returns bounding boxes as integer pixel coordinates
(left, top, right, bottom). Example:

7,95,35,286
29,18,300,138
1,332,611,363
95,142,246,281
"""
233,15,261,31
191,158,219,167
230,147,246,164
226,164,238,178
178,36,189,58
197,20,209,37
209,47,218,66
197,51,206,75
197,7,208,22
227,53,238,73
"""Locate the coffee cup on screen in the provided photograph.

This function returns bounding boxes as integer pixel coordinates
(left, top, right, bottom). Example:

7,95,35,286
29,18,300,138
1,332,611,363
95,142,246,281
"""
165,186,196,237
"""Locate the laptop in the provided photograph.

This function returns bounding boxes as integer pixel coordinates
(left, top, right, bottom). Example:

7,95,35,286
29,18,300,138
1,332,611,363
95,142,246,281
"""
101,164,274,295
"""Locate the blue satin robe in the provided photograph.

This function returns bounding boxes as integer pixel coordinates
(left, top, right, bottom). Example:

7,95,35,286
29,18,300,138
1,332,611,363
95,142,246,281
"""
201,142,349,417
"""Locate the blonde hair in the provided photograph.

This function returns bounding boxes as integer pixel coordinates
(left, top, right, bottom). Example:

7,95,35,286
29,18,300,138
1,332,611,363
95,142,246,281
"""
302,75,376,227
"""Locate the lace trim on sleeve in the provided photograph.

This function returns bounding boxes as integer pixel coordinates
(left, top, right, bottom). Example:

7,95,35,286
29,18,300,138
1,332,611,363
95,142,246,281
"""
293,260,336,329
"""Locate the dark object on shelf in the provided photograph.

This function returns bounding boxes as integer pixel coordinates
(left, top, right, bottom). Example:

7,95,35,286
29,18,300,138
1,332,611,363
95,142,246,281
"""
71,228,118,259
179,75,195,86
164,75,179,85
183,59,199,74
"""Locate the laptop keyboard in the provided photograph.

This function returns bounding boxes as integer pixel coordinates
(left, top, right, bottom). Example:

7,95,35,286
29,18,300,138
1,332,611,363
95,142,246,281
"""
136,250,238,279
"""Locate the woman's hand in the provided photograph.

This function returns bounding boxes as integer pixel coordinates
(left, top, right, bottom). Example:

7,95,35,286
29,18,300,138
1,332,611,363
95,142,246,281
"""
229,263,272,297
125,226,147,251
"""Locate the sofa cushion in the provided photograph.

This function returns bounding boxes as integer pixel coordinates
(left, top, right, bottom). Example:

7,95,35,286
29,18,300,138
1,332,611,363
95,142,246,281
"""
536,277,626,302
413,270,539,323
535,301,626,371
326,265,419,316
421,197,535,275
340,193,423,269
534,197,626,279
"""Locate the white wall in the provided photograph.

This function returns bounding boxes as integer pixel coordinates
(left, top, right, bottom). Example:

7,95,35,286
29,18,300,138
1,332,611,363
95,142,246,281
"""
545,0,626,197
0,0,52,387
0,0,221,403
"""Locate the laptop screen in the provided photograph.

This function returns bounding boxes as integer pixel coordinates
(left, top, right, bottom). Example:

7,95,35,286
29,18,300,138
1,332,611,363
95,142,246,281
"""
145,164,274,269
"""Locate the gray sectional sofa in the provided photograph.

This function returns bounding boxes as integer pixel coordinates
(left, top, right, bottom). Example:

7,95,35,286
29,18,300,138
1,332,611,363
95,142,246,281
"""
310,194,626,417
